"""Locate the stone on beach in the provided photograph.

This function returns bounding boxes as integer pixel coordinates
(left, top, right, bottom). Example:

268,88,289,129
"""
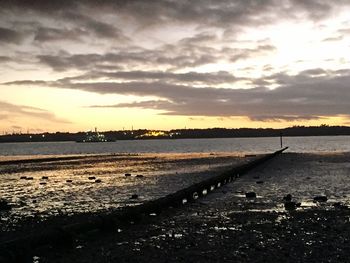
0,200,12,211
284,201,297,210
20,176,27,180
136,174,144,178
88,176,96,180
245,192,256,198
256,180,264,184
41,176,49,180
95,179,102,183
333,202,348,209
66,180,73,183
125,173,132,177
130,194,139,199
283,194,292,202
313,196,327,202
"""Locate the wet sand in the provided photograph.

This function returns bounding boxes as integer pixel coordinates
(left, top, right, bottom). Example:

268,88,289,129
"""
2,152,350,262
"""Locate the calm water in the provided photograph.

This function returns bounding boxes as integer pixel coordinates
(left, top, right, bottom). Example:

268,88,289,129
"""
0,136,349,156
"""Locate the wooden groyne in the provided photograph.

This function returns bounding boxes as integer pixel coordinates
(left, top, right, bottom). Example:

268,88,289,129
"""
0,147,288,261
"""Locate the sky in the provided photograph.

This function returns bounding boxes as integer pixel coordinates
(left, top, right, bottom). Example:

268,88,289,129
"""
1,0,350,133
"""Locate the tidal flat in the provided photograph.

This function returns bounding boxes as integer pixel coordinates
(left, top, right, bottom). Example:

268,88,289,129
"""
1,152,350,262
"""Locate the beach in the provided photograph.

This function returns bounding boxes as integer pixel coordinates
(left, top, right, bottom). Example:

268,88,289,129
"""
1,151,350,262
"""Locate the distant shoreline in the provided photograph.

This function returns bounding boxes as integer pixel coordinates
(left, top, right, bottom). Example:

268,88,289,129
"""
1,125,350,143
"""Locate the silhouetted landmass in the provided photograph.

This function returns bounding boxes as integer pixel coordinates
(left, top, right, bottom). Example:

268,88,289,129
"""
0,125,350,143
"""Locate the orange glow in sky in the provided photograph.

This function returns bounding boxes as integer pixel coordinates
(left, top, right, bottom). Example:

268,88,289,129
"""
1,1,350,132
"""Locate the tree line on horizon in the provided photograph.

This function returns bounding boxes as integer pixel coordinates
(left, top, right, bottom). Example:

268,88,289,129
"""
0,125,350,143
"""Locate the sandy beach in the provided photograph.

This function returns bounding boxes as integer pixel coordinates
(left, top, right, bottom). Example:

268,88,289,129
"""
1,151,350,262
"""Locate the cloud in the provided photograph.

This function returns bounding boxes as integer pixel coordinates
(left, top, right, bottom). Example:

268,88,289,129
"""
51,68,347,121
34,27,86,42
4,65,350,121
0,27,23,44
0,56,11,63
0,100,71,124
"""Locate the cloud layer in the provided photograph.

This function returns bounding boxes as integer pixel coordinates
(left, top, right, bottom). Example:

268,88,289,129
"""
1,0,350,126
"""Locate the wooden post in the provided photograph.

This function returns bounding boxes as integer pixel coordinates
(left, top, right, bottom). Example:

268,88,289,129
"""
280,132,283,148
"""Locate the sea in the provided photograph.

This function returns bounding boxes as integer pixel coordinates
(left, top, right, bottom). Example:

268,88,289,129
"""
0,136,349,231
0,135,349,156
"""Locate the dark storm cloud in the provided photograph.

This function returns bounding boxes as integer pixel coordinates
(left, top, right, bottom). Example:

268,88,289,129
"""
0,27,23,44
1,0,346,32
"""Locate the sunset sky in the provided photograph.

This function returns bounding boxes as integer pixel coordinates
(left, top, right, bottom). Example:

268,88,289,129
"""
1,0,350,133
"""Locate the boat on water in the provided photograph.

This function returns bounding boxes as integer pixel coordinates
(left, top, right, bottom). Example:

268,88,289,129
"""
76,128,114,143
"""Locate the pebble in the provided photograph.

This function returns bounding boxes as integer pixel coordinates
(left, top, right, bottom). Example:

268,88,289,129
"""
256,180,264,184
284,201,297,210
95,179,102,183
41,176,49,180
283,194,292,202
245,192,256,198
130,194,139,199
313,196,327,202
125,173,132,177
88,176,96,180
136,174,144,178
0,200,11,211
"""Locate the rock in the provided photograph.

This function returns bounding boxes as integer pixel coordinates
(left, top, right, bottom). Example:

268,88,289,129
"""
284,201,297,210
313,195,327,202
88,176,96,180
245,192,256,198
26,177,34,180
41,176,49,180
130,194,138,199
283,194,292,202
95,179,102,183
66,179,73,183
39,182,47,185
256,180,264,184
125,173,132,177
20,176,27,180
0,200,11,211
136,174,144,178
333,202,348,209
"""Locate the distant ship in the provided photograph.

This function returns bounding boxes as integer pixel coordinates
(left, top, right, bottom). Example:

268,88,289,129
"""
76,128,114,143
